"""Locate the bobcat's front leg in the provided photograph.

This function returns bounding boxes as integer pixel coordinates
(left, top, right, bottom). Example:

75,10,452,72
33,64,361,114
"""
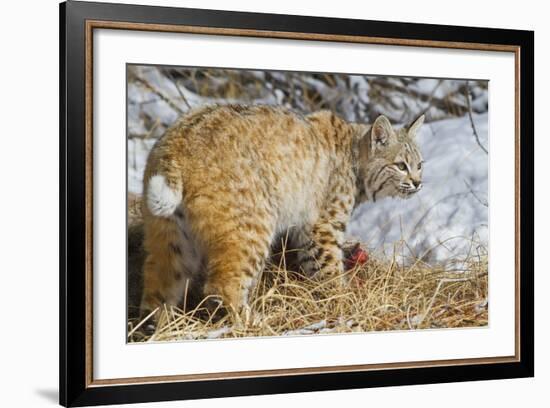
297,196,353,279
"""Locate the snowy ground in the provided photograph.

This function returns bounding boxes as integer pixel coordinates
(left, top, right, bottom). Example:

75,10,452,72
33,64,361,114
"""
347,114,488,268
128,113,488,268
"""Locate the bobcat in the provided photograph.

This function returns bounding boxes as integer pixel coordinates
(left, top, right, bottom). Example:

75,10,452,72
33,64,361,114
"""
139,105,424,317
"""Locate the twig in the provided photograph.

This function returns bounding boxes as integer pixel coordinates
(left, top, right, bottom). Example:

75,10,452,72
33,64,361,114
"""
370,77,468,116
410,79,443,125
165,70,192,110
464,81,488,154
127,307,159,338
131,73,185,115
415,279,444,328
463,179,488,207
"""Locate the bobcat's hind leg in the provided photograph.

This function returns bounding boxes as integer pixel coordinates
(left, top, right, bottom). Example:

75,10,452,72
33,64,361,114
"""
140,212,202,325
202,226,273,316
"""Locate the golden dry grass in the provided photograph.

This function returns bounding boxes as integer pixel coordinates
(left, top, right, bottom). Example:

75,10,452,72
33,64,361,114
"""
128,241,488,343
126,68,489,343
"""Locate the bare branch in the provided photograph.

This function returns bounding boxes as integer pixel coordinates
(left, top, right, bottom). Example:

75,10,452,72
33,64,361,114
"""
464,179,488,207
464,81,488,154
410,79,443,125
166,72,192,110
370,77,468,117
130,72,185,115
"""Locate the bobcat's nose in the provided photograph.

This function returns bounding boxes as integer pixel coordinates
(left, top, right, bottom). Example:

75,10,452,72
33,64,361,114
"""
412,179,421,189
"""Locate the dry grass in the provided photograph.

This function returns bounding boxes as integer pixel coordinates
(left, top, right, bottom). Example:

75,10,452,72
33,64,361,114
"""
127,241,488,343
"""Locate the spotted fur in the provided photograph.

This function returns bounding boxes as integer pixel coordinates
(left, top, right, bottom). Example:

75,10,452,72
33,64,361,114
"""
139,105,424,317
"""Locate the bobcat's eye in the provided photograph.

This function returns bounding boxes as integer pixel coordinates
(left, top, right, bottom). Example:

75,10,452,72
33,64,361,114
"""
396,162,407,172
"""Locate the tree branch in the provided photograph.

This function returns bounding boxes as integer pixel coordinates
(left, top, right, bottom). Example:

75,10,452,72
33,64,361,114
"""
464,81,488,154
130,72,185,115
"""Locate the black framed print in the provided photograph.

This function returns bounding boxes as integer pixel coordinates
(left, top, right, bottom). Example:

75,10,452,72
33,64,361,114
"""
59,1,534,406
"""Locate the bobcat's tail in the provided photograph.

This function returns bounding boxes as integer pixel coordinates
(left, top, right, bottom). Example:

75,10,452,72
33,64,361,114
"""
146,174,182,217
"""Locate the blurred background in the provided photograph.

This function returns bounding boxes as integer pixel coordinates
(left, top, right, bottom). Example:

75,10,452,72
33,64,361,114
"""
127,65,489,269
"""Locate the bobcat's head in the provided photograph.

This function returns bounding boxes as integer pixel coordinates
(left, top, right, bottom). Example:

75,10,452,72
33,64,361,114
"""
355,114,425,203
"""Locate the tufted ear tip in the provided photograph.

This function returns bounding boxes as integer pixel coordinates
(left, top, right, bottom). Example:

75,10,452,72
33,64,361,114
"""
408,114,425,137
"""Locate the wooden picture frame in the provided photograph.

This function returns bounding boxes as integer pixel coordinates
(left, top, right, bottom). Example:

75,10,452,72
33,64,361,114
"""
60,1,534,406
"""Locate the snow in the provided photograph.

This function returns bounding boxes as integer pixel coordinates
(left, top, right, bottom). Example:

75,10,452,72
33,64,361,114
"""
347,113,488,268
283,320,328,336
282,318,355,336
126,67,488,267
205,327,231,339
127,138,156,194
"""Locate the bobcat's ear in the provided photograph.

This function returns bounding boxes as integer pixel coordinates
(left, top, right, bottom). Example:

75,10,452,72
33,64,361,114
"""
408,114,425,138
371,115,393,149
